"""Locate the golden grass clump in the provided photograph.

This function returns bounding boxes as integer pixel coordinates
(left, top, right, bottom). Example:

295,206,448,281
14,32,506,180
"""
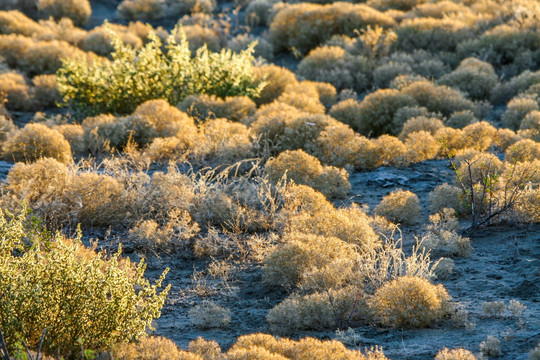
0,10,45,37
248,102,307,145
265,149,350,199
429,183,464,214
404,131,441,163
32,74,60,108
399,116,444,140
188,338,221,360
37,0,91,25
505,139,540,163
52,124,85,154
0,71,32,111
0,114,16,142
367,0,428,11
227,34,273,61
374,190,421,225
80,24,143,57
519,110,540,142
269,2,394,56
369,276,451,328
372,135,409,167
2,123,72,163
460,121,497,151
113,336,203,360
182,25,222,53
263,232,357,288
276,89,325,115
446,110,477,129
82,114,129,153
434,348,477,360
252,65,297,106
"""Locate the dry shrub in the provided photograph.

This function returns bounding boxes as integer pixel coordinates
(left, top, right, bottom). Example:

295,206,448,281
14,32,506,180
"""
457,24,540,77
373,61,413,89
252,65,297,106
169,0,216,16
435,127,468,156
396,17,471,53
479,336,501,358
310,81,337,108
113,336,195,360
492,70,540,105
429,183,465,214
32,74,60,108
404,131,441,163
505,139,540,162
269,2,394,55
297,46,370,92
372,135,409,167
278,114,335,151
2,123,72,163
0,71,32,111
494,128,521,151
519,110,540,141
117,0,166,20
420,211,472,257
245,0,279,27
401,80,477,118
53,124,85,154
276,90,325,114
128,210,199,253
367,0,427,11
189,300,231,329
411,1,472,18
227,34,273,60
183,25,221,53
143,137,190,163
392,105,431,127
82,114,128,153
461,121,497,151
311,122,372,168
265,149,350,199
266,287,365,334
374,190,421,225
285,203,380,251
179,94,256,122
225,347,288,360
332,90,417,136
446,110,477,129
369,276,451,328
438,58,498,101
433,257,454,280
530,343,540,360
194,118,253,164
188,338,221,360
37,0,91,25
399,116,444,140
0,114,16,142
456,152,504,189
0,11,45,37
501,95,539,130
434,348,477,360
80,25,143,57
263,232,357,288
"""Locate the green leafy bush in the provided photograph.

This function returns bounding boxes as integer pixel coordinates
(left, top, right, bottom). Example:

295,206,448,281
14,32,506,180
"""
0,208,170,357
57,28,264,116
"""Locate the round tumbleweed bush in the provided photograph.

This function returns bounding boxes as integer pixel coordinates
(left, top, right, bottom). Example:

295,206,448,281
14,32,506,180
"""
374,190,421,225
369,276,451,328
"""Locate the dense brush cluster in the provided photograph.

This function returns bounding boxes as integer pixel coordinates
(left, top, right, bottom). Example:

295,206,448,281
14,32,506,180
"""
1,0,540,358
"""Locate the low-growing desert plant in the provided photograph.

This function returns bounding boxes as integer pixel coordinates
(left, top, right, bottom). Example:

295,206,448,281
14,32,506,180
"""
57,28,264,116
37,0,91,25
113,336,195,360
117,0,167,20
189,301,231,329
434,348,477,360
2,123,72,163
369,276,451,328
374,190,421,225
0,208,170,357
501,95,539,130
479,336,501,358
438,58,498,101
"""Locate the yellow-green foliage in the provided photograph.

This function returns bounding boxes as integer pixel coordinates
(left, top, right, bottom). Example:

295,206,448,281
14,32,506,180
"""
37,0,91,25
113,336,202,360
369,276,451,327
438,58,499,100
0,209,170,356
297,46,370,91
252,65,297,106
374,190,421,225
2,123,72,163
501,95,539,130
331,90,417,136
434,348,477,360
269,2,394,55
57,28,264,115
265,150,350,199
